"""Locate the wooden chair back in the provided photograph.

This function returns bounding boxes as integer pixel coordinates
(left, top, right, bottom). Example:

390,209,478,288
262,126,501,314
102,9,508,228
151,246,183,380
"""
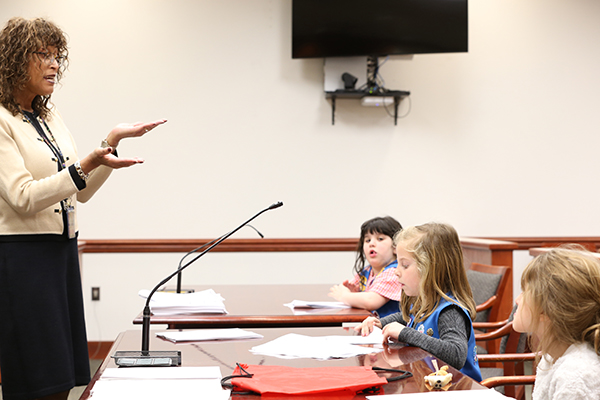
467,262,510,324
476,305,534,400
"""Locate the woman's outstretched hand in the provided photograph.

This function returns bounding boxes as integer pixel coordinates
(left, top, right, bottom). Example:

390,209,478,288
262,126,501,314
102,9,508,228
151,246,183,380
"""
79,119,167,173
89,147,144,169
106,119,167,147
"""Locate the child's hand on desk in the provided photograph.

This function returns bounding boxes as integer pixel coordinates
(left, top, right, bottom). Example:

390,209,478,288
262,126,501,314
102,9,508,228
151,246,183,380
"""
342,279,360,292
328,284,351,301
382,322,405,343
354,316,382,337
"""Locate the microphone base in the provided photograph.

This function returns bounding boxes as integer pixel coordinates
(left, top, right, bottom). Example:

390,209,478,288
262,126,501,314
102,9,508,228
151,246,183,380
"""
112,350,182,367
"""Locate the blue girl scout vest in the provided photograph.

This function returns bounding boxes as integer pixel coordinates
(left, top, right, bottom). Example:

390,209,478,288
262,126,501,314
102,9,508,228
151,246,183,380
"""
359,261,399,318
408,296,482,381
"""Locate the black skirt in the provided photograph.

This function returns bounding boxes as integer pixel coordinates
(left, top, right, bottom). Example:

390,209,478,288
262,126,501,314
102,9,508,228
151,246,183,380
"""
0,238,91,400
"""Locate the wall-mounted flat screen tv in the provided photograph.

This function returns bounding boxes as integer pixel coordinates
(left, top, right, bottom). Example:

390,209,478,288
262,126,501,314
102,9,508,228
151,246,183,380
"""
292,0,468,59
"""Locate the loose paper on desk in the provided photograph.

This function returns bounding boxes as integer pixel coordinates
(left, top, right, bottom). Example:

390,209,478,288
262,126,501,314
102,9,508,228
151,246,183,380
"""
156,328,263,343
285,300,350,309
90,379,230,400
138,288,227,315
101,366,221,380
366,388,511,399
250,327,384,360
91,366,230,400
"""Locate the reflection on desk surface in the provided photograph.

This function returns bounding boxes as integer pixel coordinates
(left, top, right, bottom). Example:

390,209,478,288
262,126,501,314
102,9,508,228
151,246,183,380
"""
80,327,489,400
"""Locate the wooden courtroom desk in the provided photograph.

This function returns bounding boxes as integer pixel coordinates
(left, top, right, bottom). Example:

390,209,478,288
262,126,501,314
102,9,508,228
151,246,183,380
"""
133,284,374,329
529,247,600,258
79,327,489,399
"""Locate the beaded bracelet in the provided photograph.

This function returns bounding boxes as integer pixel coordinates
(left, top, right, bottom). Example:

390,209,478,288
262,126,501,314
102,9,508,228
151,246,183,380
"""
74,161,89,181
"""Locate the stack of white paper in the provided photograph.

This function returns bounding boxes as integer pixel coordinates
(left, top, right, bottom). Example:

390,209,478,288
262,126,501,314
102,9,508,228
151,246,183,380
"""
90,380,230,400
138,289,227,315
249,327,384,360
101,366,222,380
91,366,229,400
156,328,263,343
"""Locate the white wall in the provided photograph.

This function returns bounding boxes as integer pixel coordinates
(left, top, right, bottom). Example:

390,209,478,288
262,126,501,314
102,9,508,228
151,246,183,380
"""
2,0,599,340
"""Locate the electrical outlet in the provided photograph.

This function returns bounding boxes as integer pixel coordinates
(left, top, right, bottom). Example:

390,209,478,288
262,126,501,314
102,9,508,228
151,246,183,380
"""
92,287,100,301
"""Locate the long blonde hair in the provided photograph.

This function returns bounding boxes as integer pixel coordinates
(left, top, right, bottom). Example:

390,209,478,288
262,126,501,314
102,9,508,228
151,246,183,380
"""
395,222,476,324
521,246,600,359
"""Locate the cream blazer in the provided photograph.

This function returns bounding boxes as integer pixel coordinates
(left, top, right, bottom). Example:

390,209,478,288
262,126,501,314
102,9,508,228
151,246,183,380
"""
0,105,111,236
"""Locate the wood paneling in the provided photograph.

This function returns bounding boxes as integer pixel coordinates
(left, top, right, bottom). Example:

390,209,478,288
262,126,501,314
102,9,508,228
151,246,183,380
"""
79,237,519,321
485,237,600,251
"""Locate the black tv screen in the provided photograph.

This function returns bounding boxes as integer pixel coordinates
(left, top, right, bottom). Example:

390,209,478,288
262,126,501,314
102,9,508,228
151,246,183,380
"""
292,0,468,59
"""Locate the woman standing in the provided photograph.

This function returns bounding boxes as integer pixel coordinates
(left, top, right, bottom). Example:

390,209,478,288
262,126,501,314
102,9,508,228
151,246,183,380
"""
0,17,166,400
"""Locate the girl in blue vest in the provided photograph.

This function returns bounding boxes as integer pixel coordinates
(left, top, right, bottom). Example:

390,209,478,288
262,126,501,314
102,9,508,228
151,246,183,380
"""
329,216,403,318
355,222,482,381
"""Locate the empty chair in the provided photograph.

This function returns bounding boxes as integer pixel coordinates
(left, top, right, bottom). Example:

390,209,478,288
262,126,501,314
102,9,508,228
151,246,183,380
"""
467,262,510,324
467,262,511,355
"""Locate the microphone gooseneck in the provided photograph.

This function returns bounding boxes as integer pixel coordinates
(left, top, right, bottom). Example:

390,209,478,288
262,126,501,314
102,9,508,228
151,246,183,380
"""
141,201,283,353
174,224,265,293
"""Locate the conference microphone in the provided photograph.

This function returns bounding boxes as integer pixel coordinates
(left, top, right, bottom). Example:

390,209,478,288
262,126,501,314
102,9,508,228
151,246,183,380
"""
112,201,283,367
174,223,265,293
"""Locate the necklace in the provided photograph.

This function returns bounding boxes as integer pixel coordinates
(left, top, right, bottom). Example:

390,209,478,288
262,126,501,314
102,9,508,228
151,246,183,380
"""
22,111,66,169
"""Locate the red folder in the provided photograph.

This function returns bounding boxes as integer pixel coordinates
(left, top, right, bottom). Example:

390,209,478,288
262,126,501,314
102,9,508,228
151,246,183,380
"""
222,363,411,396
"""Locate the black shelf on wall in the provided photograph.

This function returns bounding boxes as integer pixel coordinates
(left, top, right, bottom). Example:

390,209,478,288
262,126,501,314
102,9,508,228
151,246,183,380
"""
325,89,410,125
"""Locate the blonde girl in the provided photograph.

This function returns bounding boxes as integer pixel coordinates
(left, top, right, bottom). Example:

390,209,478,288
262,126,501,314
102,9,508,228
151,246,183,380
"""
514,247,600,400
356,222,481,381
329,216,402,317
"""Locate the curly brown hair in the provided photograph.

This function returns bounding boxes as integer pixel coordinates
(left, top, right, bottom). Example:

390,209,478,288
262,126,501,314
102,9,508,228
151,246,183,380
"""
0,17,69,119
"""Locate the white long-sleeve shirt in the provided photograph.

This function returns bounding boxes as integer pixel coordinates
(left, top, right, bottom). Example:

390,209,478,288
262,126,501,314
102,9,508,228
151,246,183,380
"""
533,342,600,400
